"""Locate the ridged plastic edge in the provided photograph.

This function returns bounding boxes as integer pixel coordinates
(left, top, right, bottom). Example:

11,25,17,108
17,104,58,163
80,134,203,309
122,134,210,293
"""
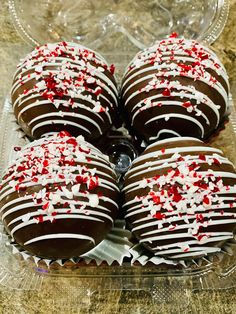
201,0,230,45
8,0,39,46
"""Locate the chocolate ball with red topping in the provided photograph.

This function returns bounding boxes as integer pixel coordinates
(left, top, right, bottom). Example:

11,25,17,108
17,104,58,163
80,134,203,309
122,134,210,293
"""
123,137,236,261
0,131,119,259
11,42,118,143
121,37,229,143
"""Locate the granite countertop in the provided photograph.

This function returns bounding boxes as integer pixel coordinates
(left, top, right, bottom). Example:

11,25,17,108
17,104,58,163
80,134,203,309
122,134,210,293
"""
1,1,236,313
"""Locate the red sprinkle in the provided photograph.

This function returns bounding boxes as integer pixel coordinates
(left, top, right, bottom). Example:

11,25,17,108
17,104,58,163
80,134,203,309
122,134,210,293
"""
95,88,102,96
172,193,182,203
197,234,207,242
88,176,99,190
213,158,221,165
75,175,88,184
66,138,78,146
162,88,171,97
79,146,90,154
43,160,49,167
182,101,192,109
203,196,210,205
109,64,115,75
153,212,166,220
14,147,22,151
199,154,206,161
36,215,44,223
42,202,49,210
196,214,204,223
169,32,178,38
59,131,71,138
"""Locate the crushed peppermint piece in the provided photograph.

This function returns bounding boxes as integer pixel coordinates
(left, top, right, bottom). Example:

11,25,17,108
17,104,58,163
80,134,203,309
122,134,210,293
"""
12,42,118,141
122,37,229,142
169,32,179,38
1,132,118,224
162,88,171,97
124,138,236,261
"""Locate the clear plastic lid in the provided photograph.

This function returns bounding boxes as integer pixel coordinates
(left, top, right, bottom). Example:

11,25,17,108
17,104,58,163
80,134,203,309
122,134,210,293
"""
4,0,236,304
8,0,230,81
9,0,229,52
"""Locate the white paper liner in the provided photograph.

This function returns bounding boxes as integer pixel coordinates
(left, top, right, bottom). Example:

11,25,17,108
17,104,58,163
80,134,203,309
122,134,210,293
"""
5,219,132,268
129,239,236,269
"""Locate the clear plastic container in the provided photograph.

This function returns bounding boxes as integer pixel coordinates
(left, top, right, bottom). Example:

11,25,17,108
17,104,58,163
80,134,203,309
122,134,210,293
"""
1,0,236,306
8,0,230,78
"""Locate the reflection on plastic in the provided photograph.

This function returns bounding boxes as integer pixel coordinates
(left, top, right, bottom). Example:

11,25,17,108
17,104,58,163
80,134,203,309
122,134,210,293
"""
105,139,138,175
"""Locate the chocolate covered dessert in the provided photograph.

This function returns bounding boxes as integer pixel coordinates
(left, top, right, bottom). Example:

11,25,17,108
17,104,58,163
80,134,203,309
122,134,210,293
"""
0,131,119,259
121,37,229,143
11,42,118,142
123,137,236,261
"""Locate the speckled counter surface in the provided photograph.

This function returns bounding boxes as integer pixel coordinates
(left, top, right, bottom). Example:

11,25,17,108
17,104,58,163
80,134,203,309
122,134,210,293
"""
0,1,236,313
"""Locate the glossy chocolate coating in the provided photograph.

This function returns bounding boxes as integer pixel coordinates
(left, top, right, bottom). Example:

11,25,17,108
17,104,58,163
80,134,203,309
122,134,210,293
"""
121,38,229,143
123,137,236,261
0,132,119,259
11,42,118,144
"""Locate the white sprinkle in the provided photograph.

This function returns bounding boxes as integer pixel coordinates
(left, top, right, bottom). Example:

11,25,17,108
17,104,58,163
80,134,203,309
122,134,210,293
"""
61,186,74,199
22,213,31,222
88,194,99,208
71,184,81,196
86,77,96,84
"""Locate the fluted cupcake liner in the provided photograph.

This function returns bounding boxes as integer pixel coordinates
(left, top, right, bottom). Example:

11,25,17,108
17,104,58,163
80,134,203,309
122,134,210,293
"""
5,220,132,268
128,238,236,269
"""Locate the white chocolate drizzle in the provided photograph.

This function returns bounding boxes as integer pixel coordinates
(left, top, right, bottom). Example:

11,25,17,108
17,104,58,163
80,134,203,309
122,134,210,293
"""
12,42,118,139
122,37,229,142
0,132,119,252
123,137,236,260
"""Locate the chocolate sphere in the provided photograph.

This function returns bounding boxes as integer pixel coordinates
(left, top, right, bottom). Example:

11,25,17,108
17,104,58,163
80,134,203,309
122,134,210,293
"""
0,132,119,259
121,37,229,143
123,137,236,261
11,42,118,142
